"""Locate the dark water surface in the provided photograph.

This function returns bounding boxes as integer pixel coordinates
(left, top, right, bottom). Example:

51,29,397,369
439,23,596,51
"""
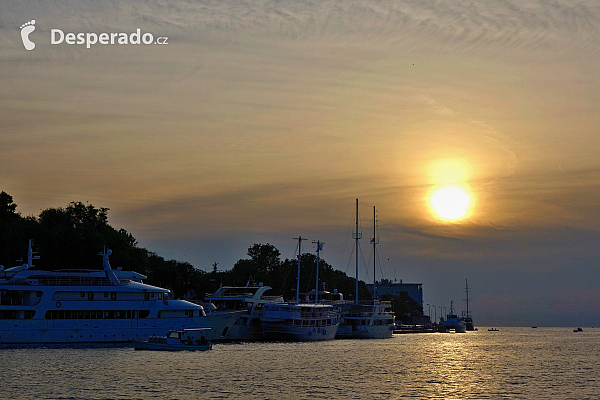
1,327,598,399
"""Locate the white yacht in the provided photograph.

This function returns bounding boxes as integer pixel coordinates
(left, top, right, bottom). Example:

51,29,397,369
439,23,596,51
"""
0,242,235,345
336,200,395,339
202,284,284,341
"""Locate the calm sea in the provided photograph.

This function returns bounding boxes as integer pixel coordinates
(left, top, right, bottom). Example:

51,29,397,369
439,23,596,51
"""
1,327,598,399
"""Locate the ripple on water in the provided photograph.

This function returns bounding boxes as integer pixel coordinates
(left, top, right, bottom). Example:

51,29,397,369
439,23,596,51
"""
1,328,600,399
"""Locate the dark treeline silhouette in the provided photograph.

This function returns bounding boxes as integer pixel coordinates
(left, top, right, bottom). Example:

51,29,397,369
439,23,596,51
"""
0,191,422,318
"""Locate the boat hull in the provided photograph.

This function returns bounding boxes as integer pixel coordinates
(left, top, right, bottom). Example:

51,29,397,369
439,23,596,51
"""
134,341,211,351
336,324,394,339
440,325,467,333
0,317,211,345
262,323,339,341
203,310,248,341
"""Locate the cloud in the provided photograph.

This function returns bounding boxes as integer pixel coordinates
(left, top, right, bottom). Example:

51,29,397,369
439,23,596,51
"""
2,0,600,326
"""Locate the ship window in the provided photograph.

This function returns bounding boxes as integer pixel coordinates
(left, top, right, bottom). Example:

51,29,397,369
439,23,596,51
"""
139,310,150,318
144,292,149,301
88,292,94,301
104,292,108,298
80,292,85,297
111,292,117,301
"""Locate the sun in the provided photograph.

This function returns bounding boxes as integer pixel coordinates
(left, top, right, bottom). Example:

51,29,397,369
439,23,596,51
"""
430,186,471,220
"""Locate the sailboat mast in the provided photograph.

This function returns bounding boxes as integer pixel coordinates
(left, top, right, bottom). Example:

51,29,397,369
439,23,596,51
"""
465,279,470,317
293,236,306,304
372,206,377,301
313,240,323,304
354,199,361,304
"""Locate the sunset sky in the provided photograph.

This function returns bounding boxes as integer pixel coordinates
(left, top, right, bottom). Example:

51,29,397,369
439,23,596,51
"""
2,0,599,326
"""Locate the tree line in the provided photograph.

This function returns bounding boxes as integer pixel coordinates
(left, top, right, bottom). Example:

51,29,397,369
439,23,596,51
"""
0,191,422,319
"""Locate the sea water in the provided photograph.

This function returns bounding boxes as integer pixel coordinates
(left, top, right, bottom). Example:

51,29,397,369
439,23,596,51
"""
1,327,598,399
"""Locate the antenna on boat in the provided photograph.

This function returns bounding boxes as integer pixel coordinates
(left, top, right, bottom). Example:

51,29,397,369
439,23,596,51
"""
370,206,379,301
293,236,307,304
312,240,324,304
353,199,362,305
27,239,40,269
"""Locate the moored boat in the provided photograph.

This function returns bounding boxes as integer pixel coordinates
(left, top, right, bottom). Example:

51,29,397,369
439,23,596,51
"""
261,237,339,341
201,284,284,341
439,301,466,333
134,328,212,351
0,241,232,345
261,302,339,341
336,200,395,339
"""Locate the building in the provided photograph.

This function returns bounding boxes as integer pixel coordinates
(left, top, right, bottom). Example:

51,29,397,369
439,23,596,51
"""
366,279,423,308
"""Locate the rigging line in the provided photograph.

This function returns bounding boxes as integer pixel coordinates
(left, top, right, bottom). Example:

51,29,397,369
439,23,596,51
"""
344,242,355,277
360,241,372,282
338,217,354,275
278,239,301,299
376,247,385,282
303,254,316,294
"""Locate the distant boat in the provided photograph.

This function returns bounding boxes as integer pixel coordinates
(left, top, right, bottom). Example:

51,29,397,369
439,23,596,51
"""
488,328,499,332
531,326,538,329
574,327,583,332
439,301,466,333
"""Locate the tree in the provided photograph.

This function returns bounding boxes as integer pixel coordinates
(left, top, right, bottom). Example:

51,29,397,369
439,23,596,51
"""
230,243,282,287
0,191,28,267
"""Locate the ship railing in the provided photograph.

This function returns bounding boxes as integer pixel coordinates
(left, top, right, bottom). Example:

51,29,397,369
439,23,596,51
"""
0,298,24,305
24,276,117,286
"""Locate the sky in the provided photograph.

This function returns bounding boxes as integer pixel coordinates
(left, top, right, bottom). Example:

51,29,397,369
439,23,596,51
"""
1,0,599,326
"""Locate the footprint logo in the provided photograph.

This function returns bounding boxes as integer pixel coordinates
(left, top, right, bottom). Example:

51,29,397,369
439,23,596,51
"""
20,20,36,50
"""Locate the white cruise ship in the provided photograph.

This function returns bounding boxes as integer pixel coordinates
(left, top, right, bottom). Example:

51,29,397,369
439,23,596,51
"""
0,242,233,345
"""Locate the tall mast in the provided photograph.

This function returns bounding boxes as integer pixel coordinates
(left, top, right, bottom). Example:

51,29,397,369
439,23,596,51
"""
353,199,362,304
371,206,378,301
293,236,307,304
465,279,470,317
313,240,323,304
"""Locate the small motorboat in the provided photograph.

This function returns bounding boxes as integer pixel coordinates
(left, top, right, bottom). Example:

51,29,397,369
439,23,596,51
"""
134,328,212,351
488,328,499,332
574,327,583,332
